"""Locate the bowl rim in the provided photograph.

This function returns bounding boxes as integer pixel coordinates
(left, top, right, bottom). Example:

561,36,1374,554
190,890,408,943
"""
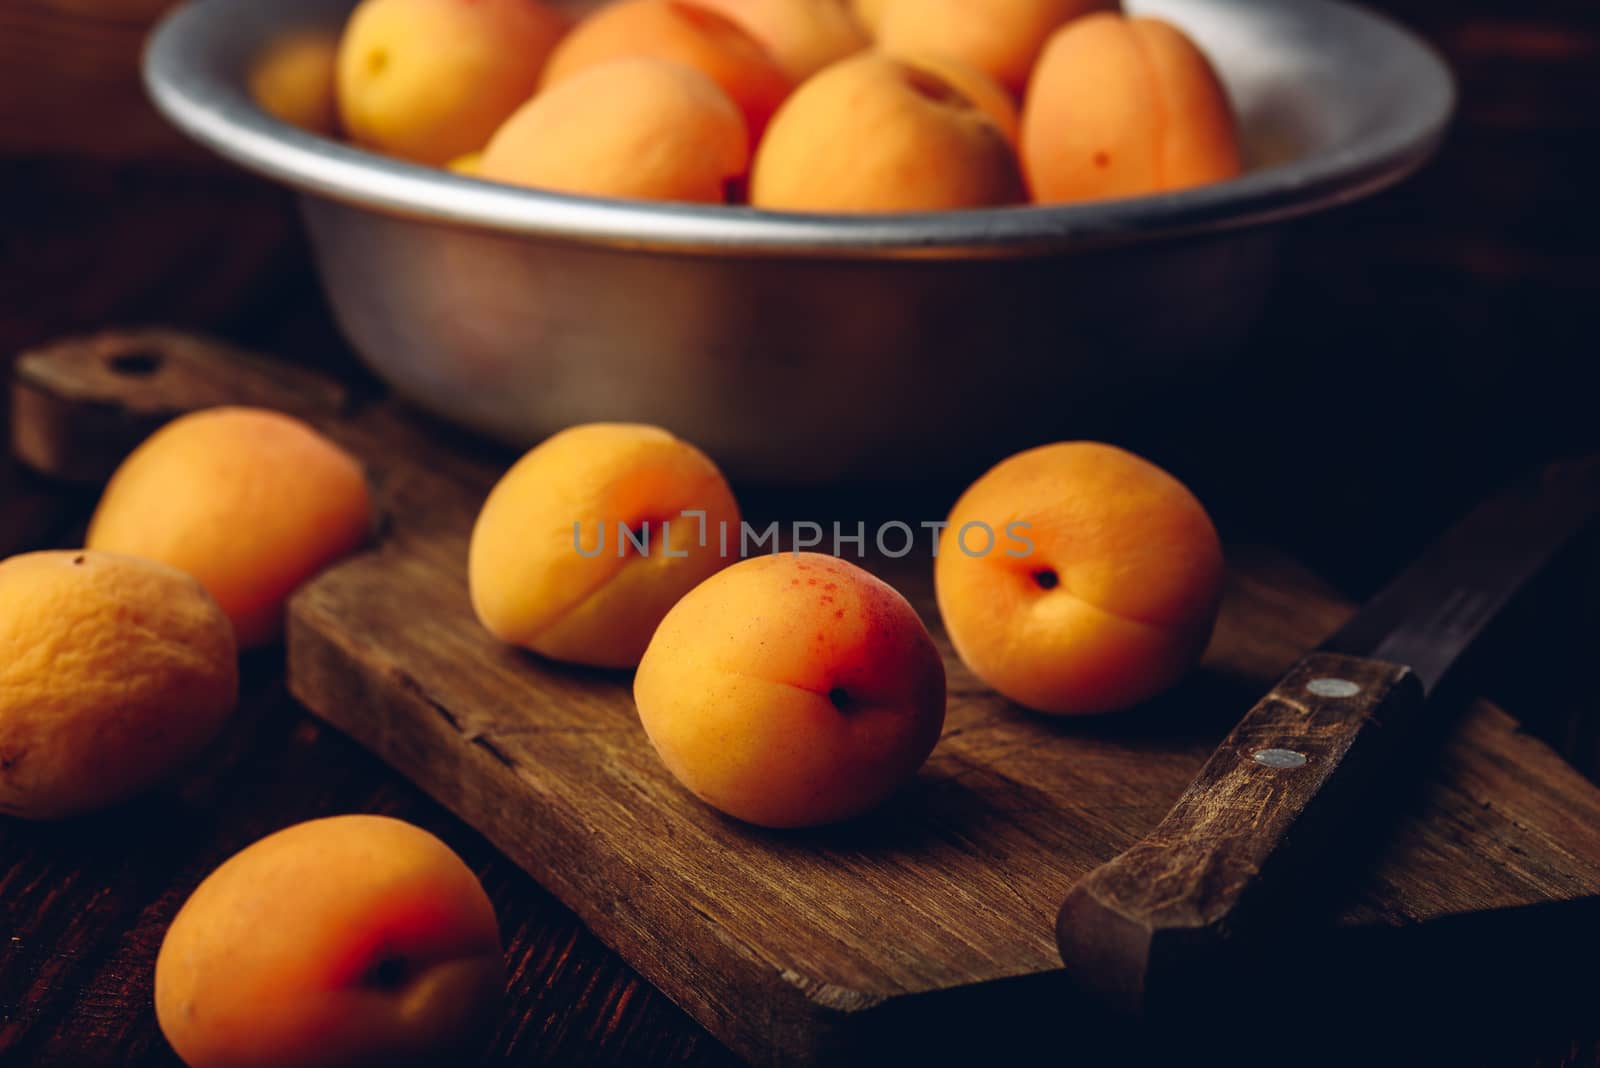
143,0,1456,260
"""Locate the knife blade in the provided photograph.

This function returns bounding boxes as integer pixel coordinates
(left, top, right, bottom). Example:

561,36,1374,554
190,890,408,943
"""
1055,461,1600,1015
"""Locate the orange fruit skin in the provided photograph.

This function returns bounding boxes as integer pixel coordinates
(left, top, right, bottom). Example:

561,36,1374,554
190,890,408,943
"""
337,0,568,165
635,552,946,828
1022,13,1243,204
0,549,237,819
87,407,371,649
155,815,504,1068
469,423,741,669
935,442,1224,716
751,53,1024,213
541,0,793,139
480,58,750,203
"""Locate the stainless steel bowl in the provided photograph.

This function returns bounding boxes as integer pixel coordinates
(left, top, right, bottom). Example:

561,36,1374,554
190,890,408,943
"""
145,0,1453,482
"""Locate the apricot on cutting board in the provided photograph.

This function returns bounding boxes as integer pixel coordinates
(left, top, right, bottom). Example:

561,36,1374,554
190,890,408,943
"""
1022,13,1243,203
480,58,750,202
249,31,341,135
934,442,1224,716
540,0,792,137
694,0,868,81
0,550,236,820
750,53,1024,212
875,0,1117,95
635,553,946,828
469,423,741,669
86,407,371,649
337,0,567,165
155,815,502,1068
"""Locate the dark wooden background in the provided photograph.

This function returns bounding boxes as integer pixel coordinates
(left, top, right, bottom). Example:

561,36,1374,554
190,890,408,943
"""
2,0,1598,1064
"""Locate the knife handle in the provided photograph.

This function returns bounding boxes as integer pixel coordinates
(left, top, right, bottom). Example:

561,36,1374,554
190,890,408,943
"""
1055,651,1423,1013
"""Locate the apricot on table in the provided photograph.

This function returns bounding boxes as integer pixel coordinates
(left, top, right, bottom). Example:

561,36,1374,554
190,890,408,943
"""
0,550,237,820
155,815,502,1068
1022,14,1243,203
751,53,1023,212
875,0,1118,95
479,59,749,202
337,0,568,165
469,423,741,669
694,0,868,81
86,407,371,649
250,31,341,136
540,0,792,137
934,442,1224,716
635,553,946,828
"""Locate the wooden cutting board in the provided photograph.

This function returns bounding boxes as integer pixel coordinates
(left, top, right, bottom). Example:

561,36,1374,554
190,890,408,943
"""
15,331,1600,1066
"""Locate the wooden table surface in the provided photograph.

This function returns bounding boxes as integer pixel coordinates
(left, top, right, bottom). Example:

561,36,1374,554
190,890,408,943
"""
3,1,1599,1064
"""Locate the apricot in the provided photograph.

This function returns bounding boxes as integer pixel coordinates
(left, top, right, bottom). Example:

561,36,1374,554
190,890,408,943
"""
694,0,868,81
887,53,1019,146
1022,14,1243,203
87,407,371,649
469,423,740,669
447,151,483,176
850,0,889,35
337,0,567,165
876,0,1117,95
250,31,341,136
750,53,1024,212
155,815,502,1068
540,0,792,137
635,553,946,828
0,551,236,820
935,443,1223,716
479,59,749,202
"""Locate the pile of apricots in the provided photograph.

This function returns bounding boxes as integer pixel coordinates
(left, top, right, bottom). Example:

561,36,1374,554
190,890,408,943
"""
0,403,1224,1067
253,0,1244,210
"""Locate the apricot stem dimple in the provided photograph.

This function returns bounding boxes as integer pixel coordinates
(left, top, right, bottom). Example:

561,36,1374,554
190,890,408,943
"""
361,953,410,990
895,63,970,109
365,49,389,76
1033,568,1060,591
828,687,853,712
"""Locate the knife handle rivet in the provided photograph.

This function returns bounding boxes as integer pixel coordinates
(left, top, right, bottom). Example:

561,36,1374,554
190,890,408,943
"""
1253,749,1309,769
1307,677,1361,699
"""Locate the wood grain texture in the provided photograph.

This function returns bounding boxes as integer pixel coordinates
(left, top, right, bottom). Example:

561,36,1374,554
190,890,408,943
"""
0,0,194,161
11,328,348,483
276,403,1600,1067
1056,653,1422,1013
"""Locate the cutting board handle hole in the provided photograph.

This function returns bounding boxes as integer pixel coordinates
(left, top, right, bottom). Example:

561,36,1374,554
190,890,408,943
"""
106,350,163,377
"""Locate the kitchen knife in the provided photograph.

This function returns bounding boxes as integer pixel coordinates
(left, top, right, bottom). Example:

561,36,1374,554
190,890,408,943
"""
1055,462,1600,1014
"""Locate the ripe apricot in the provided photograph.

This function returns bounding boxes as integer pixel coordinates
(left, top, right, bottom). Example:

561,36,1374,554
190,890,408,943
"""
469,423,741,669
887,53,1019,147
694,0,868,81
635,553,946,828
86,408,371,649
156,815,502,1068
480,59,749,202
540,0,792,137
934,442,1224,716
1022,14,1243,203
0,551,237,820
850,0,889,35
250,31,341,136
750,53,1024,212
337,0,567,165
876,0,1117,95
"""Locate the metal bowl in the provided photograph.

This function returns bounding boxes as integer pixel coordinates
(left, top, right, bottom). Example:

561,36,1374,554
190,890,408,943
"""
145,0,1453,482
